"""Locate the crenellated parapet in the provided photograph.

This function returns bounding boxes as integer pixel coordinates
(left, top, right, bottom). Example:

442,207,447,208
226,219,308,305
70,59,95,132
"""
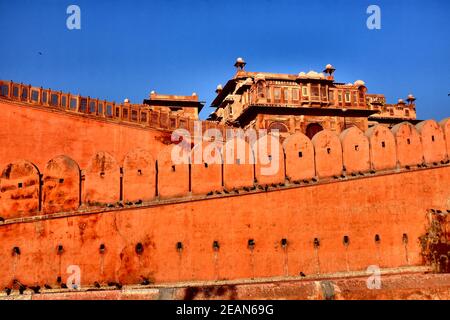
1,118,449,220
0,80,230,135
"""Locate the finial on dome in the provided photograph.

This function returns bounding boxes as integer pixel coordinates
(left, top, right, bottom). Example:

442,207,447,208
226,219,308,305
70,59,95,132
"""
234,57,246,70
323,64,336,77
406,94,416,104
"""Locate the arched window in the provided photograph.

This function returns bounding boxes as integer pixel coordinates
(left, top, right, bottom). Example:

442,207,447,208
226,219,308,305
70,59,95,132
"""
358,87,366,103
305,123,323,139
257,82,265,98
268,121,289,133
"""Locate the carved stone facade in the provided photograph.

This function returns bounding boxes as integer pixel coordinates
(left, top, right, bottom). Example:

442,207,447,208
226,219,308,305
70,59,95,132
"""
209,59,417,139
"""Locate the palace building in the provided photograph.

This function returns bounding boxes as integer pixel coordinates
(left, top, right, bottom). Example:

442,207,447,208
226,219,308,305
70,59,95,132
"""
209,58,417,139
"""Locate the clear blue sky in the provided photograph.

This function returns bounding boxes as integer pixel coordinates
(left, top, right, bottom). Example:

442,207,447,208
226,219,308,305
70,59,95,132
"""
0,0,449,120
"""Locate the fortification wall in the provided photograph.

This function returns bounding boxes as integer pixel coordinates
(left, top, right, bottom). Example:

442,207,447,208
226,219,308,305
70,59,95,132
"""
2,111,449,217
1,94,450,289
0,99,449,215
6,273,450,300
0,99,170,170
0,166,449,289
0,81,231,170
2,93,449,210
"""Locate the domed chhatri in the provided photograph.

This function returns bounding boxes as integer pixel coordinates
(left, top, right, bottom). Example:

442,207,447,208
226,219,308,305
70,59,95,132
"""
234,57,247,70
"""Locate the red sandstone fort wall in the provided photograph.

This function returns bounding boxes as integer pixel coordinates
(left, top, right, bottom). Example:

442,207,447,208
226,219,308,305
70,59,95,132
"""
1,98,449,215
0,96,450,289
2,114,449,218
0,100,169,170
0,167,449,288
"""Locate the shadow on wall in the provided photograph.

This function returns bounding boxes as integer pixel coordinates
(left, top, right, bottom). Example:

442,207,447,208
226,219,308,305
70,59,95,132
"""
0,119,449,219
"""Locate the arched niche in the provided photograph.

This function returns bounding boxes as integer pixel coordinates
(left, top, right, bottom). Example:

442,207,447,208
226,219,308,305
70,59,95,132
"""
253,133,285,185
0,160,40,219
83,151,120,205
391,122,423,168
311,130,343,179
123,149,156,203
190,142,223,195
365,125,397,171
43,155,80,214
416,120,447,164
283,132,315,181
157,144,190,199
340,126,370,174
222,137,255,190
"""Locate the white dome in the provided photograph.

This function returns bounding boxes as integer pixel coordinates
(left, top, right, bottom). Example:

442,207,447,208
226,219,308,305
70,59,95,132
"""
298,71,325,79
216,84,223,90
306,71,324,79
254,73,266,82
354,80,365,86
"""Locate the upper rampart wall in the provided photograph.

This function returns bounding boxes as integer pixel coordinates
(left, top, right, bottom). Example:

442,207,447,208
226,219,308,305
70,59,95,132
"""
0,81,229,169
1,107,449,219
0,87,450,289
0,165,449,288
